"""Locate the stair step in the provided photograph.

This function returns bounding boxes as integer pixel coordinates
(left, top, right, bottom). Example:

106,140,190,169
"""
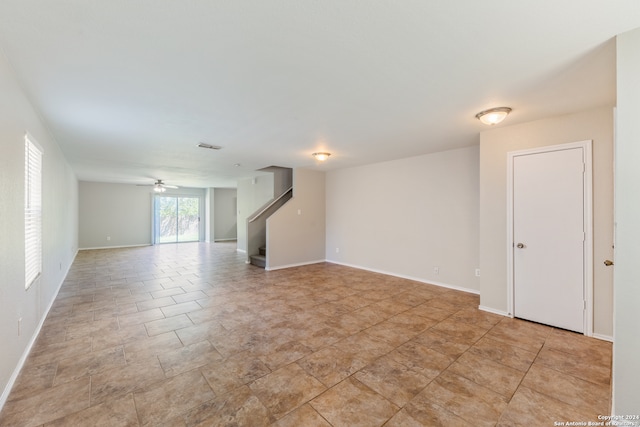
250,254,266,268
259,246,266,256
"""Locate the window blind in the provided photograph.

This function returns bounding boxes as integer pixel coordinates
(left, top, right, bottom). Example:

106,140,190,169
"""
25,135,42,289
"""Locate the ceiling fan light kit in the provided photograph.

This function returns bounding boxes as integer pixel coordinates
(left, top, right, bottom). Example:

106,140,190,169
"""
138,179,178,192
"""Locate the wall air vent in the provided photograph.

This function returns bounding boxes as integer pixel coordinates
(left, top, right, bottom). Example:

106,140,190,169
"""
197,143,222,150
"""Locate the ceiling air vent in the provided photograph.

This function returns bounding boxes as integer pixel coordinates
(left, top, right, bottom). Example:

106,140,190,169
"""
197,143,222,150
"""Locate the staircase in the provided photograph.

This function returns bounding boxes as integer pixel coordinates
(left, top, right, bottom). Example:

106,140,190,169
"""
245,166,293,270
250,246,266,268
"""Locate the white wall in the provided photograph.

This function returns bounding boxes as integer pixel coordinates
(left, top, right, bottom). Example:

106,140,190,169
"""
260,166,293,196
478,107,615,338
79,182,153,248
213,188,237,241
267,168,326,269
236,174,274,253
79,182,206,249
0,51,78,408
326,146,480,292
613,28,640,416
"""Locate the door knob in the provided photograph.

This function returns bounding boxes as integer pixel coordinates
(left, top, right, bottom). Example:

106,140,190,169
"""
516,243,525,249
604,260,614,266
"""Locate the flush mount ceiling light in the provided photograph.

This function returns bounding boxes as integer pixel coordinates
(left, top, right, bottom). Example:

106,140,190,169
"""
312,152,331,161
475,107,512,125
197,142,222,150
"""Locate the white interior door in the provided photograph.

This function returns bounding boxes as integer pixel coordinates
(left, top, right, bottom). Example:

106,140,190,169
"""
513,146,587,333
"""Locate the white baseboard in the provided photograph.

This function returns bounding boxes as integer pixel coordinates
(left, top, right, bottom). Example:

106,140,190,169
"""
478,305,511,317
236,248,247,254
266,259,326,271
326,260,480,295
213,238,237,242
79,243,151,250
592,333,614,343
0,250,78,413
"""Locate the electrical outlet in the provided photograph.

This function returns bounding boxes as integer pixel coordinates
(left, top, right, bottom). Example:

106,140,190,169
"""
106,236,111,241
434,266,439,275
336,247,340,253
475,268,481,277
18,317,22,336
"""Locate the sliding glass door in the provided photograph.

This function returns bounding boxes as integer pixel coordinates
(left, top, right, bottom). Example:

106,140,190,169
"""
154,196,200,243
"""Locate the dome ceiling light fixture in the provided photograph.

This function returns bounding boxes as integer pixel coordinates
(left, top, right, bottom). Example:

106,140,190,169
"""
312,152,331,161
475,107,512,125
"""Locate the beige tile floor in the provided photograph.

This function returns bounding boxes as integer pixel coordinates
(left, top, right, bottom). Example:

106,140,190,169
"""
0,242,612,426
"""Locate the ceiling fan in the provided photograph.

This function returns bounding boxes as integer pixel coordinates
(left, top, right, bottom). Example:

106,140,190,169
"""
138,179,178,193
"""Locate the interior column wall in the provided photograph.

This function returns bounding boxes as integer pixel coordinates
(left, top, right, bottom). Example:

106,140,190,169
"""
613,28,640,416
267,168,325,269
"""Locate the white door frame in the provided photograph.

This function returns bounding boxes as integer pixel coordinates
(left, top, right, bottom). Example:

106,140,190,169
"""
506,140,593,336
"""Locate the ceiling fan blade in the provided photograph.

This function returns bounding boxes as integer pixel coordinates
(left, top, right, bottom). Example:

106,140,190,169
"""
135,180,177,188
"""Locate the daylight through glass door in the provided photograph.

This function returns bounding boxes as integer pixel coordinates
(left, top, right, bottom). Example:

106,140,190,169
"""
154,196,200,243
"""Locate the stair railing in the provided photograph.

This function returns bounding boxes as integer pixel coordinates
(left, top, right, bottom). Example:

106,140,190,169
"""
248,186,293,223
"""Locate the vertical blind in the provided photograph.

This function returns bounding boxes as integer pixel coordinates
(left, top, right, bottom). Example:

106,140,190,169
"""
25,135,42,289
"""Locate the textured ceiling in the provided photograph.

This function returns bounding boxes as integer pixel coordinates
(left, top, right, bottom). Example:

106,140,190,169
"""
0,1,638,188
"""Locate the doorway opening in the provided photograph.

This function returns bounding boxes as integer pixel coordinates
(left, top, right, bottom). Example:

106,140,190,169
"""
154,195,201,243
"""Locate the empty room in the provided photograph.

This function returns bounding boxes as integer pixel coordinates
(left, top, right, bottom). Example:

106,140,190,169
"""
1,1,639,426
